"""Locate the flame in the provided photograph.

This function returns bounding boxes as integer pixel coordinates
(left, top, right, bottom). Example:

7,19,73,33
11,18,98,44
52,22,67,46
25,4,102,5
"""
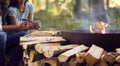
90,21,108,34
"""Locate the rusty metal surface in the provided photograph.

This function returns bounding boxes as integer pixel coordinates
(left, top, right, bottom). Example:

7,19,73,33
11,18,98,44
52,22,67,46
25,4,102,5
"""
61,30,120,51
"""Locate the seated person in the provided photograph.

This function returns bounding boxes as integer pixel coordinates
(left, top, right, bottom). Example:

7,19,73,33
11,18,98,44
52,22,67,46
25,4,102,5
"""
0,8,30,66
8,0,40,30
0,0,40,66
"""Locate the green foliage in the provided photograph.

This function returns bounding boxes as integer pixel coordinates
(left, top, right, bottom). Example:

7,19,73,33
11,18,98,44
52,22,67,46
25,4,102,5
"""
32,0,120,30
34,12,78,30
107,7,120,30
33,0,78,31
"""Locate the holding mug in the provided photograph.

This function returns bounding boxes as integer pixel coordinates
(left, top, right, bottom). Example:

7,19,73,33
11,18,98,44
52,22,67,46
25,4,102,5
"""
33,20,41,30
20,18,28,26
20,19,41,30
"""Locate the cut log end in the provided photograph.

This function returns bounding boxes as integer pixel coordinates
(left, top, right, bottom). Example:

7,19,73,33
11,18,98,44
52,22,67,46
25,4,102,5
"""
58,55,68,62
43,49,54,58
85,44,104,66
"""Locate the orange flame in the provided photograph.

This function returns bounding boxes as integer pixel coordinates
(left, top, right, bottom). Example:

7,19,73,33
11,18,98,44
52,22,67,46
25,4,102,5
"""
90,21,108,34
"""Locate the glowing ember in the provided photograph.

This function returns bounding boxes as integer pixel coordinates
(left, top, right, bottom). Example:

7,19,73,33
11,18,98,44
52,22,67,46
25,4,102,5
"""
90,21,108,34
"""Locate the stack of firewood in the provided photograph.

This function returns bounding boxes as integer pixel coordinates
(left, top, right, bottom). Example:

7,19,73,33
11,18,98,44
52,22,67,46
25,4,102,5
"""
20,30,120,66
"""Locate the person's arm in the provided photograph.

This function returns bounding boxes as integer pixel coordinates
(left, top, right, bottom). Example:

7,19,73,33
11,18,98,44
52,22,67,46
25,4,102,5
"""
28,12,34,22
0,24,3,31
2,22,29,31
27,2,37,30
27,2,41,30
9,15,35,31
27,2,34,22
0,16,28,32
8,6,35,30
9,16,17,24
2,25,17,31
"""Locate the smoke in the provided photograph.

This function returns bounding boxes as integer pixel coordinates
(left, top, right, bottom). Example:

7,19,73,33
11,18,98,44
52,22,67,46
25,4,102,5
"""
75,0,120,33
75,0,99,31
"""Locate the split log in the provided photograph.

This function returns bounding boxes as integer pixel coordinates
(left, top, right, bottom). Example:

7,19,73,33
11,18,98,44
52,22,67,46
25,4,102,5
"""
58,45,88,62
20,36,67,50
20,36,66,43
23,50,29,59
34,58,59,66
22,42,61,50
29,50,45,62
23,50,29,66
95,59,108,66
27,60,37,66
22,44,28,50
35,44,79,58
69,53,86,66
103,52,117,64
69,57,79,66
21,43,35,50
116,56,120,63
25,30,60,36
34,43,61,54
76,52,86,64
30,43,60,62
84,44,104,66
95,51,108,66
116,48,120,54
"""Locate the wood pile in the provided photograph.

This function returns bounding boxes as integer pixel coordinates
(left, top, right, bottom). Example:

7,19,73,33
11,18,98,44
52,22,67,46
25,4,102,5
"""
20,30,120,66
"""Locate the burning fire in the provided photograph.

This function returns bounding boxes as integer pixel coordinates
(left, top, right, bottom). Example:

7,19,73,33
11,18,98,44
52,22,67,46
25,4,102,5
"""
90,21,108,34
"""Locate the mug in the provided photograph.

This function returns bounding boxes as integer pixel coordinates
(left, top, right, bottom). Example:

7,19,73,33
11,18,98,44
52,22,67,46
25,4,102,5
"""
33,20,41,30
20,18,28,25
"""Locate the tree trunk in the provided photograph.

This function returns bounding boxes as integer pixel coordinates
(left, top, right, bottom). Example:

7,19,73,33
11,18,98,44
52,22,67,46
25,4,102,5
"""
74,0,81,16
46,0,49,11
106,0,109,8
89,0,108,23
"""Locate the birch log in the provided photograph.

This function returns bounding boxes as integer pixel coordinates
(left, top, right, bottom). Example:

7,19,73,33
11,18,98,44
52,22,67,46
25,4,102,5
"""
35,44,79,58
84,44,104,66
34,58,58,66
103,52,117,64
58,45,88,62
76,52,86,64
95,51,108,66
95,59,108,66
30,50,45,62
116,56,120,63
20,36,66,43
20,36,65,50
25,30,60,36
116,48,120,54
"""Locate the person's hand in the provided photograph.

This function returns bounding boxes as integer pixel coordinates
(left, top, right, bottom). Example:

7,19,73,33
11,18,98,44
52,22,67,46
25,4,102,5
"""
16,22,27,31
33,20,41,30
27,22,35,30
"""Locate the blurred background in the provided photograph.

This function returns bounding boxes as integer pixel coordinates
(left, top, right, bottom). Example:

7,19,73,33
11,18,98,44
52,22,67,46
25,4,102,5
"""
28,0,120,31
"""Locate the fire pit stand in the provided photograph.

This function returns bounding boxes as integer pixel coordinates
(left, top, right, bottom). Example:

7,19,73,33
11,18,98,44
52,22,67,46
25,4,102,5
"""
61,30,120,51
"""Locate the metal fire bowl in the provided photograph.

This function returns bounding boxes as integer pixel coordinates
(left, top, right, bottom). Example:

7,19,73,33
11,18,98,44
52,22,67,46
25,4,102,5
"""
61,30,120,51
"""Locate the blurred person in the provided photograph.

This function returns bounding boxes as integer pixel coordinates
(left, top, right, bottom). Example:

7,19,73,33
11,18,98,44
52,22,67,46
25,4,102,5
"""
8,0,40,30
7,0,40,66
0,0,40,66
0,0,28,66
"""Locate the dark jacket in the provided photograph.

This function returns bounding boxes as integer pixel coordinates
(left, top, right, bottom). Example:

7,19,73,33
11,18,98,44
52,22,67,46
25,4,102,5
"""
1,5,9,25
